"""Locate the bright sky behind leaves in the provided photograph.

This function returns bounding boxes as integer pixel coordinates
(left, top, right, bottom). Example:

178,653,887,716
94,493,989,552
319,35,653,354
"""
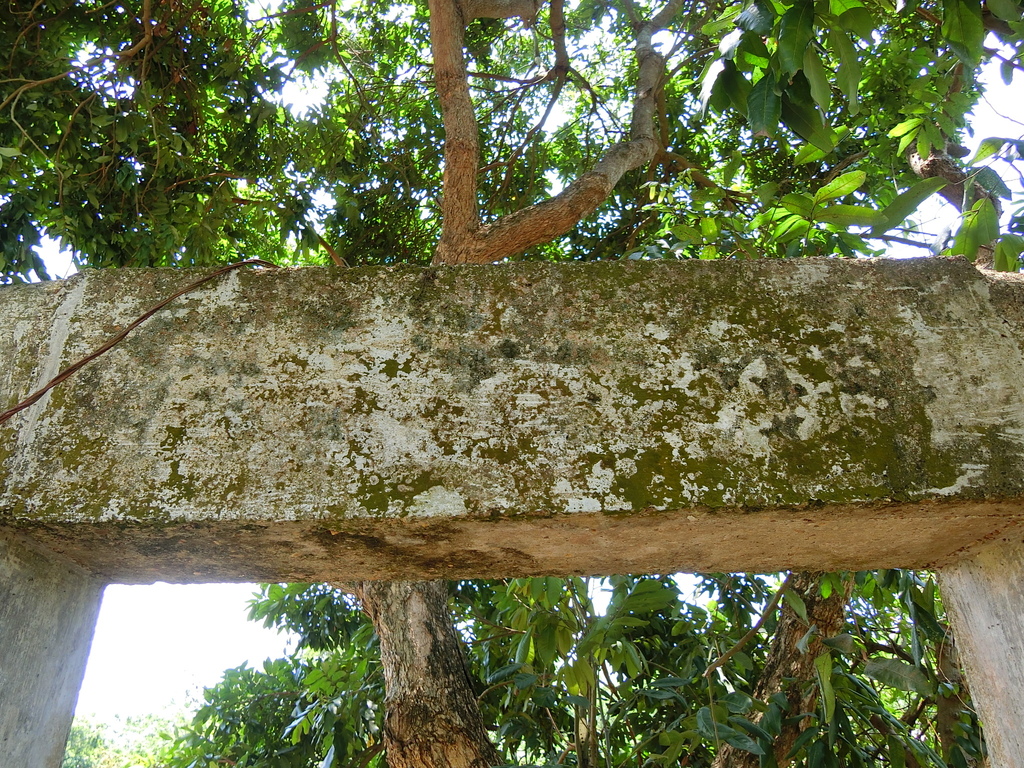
75,583,295,720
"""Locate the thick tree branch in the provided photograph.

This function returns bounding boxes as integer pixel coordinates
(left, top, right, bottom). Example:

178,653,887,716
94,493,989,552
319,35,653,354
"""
431,0,684,265
549,0,569,73
908,148,1002,267
704,574,794,679
462,0,541,21
429,0,483,253
353,580,502,768
479,0,569,179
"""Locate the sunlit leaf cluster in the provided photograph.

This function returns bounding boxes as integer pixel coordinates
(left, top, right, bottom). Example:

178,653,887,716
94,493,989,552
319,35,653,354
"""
148,572,983,768
2,0,1021,279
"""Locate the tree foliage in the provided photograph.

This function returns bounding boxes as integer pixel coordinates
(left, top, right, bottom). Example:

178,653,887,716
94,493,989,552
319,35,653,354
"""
62,713,183,768
154,572,983,768
2,0,1021,279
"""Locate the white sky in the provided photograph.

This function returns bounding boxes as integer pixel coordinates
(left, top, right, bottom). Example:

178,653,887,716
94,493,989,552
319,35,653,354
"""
34,50,1022,726
75,583,295,720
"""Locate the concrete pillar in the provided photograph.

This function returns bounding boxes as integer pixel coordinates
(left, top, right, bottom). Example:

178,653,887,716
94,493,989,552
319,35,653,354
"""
939,537,1024,768
0,531,104,767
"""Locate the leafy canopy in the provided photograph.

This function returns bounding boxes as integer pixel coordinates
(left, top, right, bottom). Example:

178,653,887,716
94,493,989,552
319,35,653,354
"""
1,0,1022,279
157,573,984,768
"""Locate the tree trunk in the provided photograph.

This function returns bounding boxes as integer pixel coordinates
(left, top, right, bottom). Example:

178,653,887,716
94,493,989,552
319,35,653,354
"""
353,579,502,768
427,0,680,265
712,572,851,768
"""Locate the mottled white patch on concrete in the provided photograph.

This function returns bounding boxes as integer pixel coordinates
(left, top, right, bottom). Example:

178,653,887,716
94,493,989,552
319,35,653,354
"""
927,464,988,496
408,486,468,518
16,277,88,451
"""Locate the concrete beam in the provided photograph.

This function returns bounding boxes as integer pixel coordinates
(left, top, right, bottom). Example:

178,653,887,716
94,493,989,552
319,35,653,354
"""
2,258,1024,581
939,537,1024,768
0,531,103,767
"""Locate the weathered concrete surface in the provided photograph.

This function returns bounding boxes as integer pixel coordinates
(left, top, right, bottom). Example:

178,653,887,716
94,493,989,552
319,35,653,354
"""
2,258,1024,581
0,530,103,767
940,536,1024,768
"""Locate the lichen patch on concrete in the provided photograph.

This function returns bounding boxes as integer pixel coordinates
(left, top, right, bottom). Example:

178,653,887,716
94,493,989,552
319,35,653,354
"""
2,258,1024,580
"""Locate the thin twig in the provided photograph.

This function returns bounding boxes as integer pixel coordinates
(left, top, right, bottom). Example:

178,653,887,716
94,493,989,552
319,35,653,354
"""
316,232,348,266
864,233,933,249
0,259,277,427
0,70,74,113
821,150,869,184
117,0,153,61
703,573,794,678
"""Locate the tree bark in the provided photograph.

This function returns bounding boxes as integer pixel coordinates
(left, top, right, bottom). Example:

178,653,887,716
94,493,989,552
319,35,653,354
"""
428,0,682,266
352,580,502,768
907,149,1000,267
712,572,852,768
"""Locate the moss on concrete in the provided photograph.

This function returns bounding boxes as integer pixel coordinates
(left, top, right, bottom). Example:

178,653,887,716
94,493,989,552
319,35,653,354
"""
1,258,1022,544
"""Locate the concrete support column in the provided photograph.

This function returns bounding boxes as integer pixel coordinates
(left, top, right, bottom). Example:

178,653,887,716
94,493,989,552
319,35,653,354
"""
0,531,103,767
939,538,1024,768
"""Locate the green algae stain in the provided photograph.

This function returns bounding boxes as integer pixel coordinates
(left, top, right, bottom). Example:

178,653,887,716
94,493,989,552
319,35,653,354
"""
160,425,188,451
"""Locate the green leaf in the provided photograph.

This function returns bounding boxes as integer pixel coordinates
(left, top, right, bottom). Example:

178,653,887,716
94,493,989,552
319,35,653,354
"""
652,676,687,688
826,28,861,113
781,92,835,152
0,147,21,157
887,734,908,768
622,579,677,613
730,715,773,741
785,725,821,760
778,0,816,75
671,224,703,242
783,589,809,622
807,739,827,768
514,629,534,665
794,142,829,165
995,234,1024,272
864,658,934,695
748,72,782,136
888,117,924,138
829,0,865,15
699,59,727,112
951,197,1000,260
974,167,1013,200
486,662,523,684
640,687,676,700
814,652,835,723
535,625,558,665
781,192,815,217
814,204,885,227
722,728,765,755
838,5,876,38
718,61,753,114
566,694,591,709
873,177,949,234
696,708,765,754
985,0,1022,21
822,633,857,653
721,691,754,713
941,0,984,64
814,170,866,203
737,0,776,34
696,706,720,740
802,46,832,112
1002,58,1015,85
513,671,539,689
773,213,811,241
968,137,1007,164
